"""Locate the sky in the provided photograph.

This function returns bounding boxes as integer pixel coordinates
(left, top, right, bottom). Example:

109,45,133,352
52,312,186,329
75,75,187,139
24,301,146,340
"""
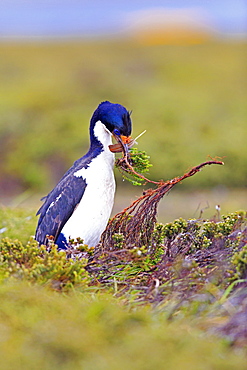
0,0,246,38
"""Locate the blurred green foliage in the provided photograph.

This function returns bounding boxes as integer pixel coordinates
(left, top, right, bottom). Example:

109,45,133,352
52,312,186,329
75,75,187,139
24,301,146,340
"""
0,40,246,195
0,206,35,241
0,281,245,370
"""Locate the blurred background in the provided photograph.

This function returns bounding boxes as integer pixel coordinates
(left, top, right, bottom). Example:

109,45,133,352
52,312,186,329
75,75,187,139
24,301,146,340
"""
0,0,246,222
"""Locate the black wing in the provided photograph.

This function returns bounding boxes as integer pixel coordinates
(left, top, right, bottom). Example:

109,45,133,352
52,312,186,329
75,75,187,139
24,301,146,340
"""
35,159,88,245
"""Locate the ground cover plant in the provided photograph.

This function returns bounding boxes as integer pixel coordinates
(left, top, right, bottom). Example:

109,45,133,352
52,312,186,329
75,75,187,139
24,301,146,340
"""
0,156,246,368
0,208,246,369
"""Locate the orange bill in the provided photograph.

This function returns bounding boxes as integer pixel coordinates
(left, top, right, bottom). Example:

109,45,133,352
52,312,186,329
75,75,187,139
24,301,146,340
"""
109,134,135,154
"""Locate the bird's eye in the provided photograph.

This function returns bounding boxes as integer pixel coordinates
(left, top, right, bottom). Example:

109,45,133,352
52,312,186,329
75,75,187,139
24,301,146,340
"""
113,129,121,136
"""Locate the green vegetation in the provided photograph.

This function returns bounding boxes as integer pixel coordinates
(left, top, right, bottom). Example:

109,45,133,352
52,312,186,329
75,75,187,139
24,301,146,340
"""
116,147,153,185
0,207,246,368
0,39,246,368
0,40,246,196
0,238,89,291
1,282,245,370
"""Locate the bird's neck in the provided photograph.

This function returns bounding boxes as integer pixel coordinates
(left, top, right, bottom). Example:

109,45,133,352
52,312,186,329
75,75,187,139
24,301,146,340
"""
89,120,114,161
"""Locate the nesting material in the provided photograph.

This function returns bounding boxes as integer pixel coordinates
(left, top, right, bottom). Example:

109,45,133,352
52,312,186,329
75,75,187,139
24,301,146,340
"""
101,150,224,252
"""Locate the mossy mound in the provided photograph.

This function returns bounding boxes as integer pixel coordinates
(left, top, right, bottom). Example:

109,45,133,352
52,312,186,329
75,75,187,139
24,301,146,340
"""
1,210,246,352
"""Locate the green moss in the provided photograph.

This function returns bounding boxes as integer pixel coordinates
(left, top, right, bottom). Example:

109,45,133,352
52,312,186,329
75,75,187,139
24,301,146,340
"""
162,218,188,239
0,237,89,291
230,244,247,281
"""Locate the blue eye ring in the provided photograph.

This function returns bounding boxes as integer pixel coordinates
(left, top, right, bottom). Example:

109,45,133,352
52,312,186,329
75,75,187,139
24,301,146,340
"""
113,129,121,136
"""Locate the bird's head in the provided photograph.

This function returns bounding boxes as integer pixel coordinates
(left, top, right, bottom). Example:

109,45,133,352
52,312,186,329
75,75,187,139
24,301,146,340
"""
90,101,133,155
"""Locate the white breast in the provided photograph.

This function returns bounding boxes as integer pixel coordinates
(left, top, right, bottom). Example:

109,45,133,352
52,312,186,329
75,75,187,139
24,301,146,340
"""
61,121,116,247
